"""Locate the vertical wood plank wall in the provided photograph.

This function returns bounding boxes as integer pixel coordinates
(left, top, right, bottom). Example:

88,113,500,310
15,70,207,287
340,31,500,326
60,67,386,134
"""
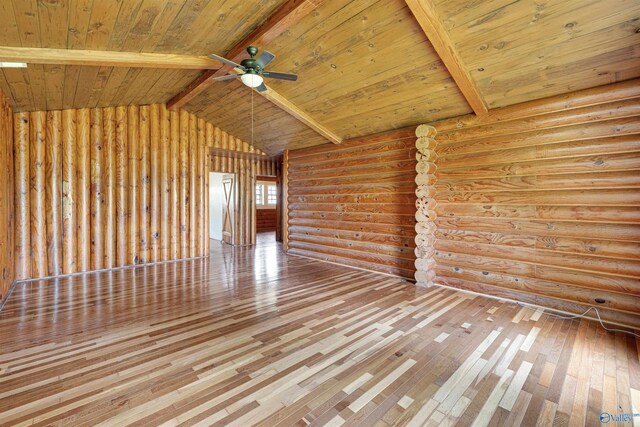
431,79,640,327
209,130,279,246
286,130,417,278
0,89,14,303
12,104,211,280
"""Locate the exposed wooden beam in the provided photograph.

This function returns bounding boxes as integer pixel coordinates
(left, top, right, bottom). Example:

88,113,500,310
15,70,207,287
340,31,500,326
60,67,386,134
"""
404,0,488,116
166,0,326,110
0,46,221,70
260,85,342,144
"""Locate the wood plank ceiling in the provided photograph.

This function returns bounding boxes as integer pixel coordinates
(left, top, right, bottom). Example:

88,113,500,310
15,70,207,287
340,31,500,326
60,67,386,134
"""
0,0,289,110
0,0,638,154
429,0,640,108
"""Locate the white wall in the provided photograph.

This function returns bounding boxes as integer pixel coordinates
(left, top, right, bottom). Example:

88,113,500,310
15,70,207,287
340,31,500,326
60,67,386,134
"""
209,172,225,241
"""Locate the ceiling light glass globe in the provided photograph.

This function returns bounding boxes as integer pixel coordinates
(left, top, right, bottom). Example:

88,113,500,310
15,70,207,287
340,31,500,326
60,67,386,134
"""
241,73,263,88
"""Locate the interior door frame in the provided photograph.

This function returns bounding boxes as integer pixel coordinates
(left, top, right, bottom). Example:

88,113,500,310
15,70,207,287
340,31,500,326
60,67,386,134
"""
222,174,235,245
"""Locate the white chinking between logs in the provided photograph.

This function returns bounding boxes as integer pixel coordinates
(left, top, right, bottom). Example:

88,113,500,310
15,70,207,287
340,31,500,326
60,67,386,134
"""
414,124,437,287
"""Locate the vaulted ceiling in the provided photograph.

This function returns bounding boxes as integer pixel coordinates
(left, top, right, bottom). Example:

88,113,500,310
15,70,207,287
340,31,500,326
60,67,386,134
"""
0,0,638,155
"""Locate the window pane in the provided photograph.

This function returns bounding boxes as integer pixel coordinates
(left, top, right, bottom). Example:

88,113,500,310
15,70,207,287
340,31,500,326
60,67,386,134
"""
267,185,277,205
256,184,263,205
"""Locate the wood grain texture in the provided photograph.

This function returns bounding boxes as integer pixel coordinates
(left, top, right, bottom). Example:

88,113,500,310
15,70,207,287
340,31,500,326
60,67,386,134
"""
0,89,14,302
76,108,91,271
115,106,127,267
149,104,160,262
61,109,77,274
208,128,277,246
167,0,330,110
29,111,47,277
287,129,418,278
170,109,179,260
103,107,116,269
10,104,216,280
404,0,488,115
0,236,637,424
160,104,170,261
90,108,103,271
128,105,140,264
432,81,640,324
428,0,640,109
179,110,189,258
44,111,62,276
189,114,197,257
139,105,150,264
12,112,29,280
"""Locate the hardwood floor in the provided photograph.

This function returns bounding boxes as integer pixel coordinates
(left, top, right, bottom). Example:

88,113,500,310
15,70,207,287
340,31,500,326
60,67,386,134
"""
1,235,639,426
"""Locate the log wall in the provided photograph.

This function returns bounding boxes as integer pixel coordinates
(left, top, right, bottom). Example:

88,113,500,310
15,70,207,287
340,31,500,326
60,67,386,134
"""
13,104,211,280
209,130,279,246
0,88,14,304
431,79,640,328
286,129,417,278
257,209,277,232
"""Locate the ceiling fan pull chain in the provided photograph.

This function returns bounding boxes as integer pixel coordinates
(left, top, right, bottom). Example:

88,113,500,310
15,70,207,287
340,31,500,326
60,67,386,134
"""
251,86,254,150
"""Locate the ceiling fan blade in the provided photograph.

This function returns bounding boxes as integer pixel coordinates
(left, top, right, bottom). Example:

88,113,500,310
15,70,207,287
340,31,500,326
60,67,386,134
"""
256,83,268,92
256,51,275,68
211,73,243,81
262,71,298,81
207,53,245,70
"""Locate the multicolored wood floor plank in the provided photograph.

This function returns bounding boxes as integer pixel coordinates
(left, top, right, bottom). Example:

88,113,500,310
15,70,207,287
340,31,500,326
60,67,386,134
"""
1,235,639,426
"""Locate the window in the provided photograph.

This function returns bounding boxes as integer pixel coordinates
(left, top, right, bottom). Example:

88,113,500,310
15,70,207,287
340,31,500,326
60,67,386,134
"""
255,184,263,205
256,181,276,209
267,185,277,205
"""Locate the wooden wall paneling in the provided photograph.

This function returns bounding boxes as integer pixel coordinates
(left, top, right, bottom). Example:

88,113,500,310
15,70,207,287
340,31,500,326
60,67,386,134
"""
283,149,289,251
275,159,282,241
89,108,103,271
237,147,245,246
179,110,189,258
250,147,257,246
196,118,204,256
170,109,179,260
10,103,248,279
212,126,221,172
6,97,14,297
115,106,127,267
127,106,139,264
139,105,150,264
0,92,14,301
188,114,197,257
431,83,640,326
13,112,30,279
286,132,418,278
204,122,213,255
30,111,48,277
76,108,91,272
103,107,116,269
61,109,77,274
149,104,160,263
233,137,241,246
160,104,170,261
45,111,62,276
0,102,6,298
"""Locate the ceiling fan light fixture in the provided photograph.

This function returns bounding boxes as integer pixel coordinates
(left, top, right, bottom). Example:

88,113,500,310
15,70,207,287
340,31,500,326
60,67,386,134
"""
241,73,263,88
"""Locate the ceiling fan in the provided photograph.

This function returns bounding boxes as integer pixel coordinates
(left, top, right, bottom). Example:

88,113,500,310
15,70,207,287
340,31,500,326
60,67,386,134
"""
208,46,298,92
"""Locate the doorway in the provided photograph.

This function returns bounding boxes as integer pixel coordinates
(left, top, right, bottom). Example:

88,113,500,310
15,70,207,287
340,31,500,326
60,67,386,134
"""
255,176,278,243
209,172,234,243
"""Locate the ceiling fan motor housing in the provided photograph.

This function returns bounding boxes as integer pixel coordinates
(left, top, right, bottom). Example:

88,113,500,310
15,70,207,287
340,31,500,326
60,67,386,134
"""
241,58,261,73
